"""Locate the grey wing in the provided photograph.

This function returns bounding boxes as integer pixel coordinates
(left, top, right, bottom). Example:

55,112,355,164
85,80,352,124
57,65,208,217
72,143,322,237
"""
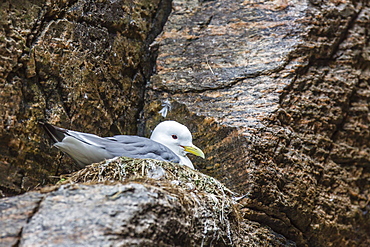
52,129,115,167
65,130,180,163
105,135,180,163
66,130,108,148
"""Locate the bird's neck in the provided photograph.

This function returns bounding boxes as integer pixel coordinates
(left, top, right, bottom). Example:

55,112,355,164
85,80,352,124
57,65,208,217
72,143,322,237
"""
179,155,194,169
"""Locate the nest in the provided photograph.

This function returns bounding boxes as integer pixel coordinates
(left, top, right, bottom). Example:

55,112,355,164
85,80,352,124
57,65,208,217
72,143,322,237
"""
59,156,242,246
61,157,233,195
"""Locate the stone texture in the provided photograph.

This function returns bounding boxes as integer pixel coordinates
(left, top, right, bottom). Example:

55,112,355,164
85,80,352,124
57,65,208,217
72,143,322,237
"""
144,0,370,246
21,183,195,247
0,191,44,246
1,0,370,246
0,0,171,196
0,159,295,246
149,0,307,128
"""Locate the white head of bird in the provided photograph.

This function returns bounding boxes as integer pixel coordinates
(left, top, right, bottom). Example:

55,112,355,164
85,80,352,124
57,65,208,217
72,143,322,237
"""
150,121,205,169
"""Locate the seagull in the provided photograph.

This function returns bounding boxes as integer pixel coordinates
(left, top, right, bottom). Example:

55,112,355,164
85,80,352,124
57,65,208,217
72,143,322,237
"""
41,121,205,169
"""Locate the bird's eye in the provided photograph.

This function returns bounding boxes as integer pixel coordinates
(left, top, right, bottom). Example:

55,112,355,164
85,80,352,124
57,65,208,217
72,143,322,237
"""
172,135,178,139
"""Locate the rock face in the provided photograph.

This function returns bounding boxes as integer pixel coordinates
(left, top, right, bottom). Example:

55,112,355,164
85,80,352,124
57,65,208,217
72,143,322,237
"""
0,0,171,195
0,158,295,246
1,0,370,246
145,0,370,246
13,183,214,246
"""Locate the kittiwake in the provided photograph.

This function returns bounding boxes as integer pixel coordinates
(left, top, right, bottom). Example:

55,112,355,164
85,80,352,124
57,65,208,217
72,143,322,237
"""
42,121,205,169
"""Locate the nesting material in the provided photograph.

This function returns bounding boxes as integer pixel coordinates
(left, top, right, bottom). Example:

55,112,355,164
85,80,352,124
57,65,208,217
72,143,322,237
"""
61,157,231,194
59,156,242,246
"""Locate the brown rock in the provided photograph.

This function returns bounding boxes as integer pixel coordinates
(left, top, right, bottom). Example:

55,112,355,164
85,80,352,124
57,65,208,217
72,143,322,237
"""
144,0,370,246
0,0,171,196
1,0,370,246
1,158,294,246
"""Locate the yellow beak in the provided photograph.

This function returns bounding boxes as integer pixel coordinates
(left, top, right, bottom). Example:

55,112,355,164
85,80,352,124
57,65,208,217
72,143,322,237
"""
182,145,205,159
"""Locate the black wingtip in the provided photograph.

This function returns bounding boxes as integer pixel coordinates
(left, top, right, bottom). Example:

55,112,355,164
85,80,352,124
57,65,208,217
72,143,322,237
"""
40,122,66,143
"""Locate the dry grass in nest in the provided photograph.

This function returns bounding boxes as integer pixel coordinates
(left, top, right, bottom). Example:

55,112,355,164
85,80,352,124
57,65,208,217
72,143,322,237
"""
60,157,234,196
58,156,242,245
